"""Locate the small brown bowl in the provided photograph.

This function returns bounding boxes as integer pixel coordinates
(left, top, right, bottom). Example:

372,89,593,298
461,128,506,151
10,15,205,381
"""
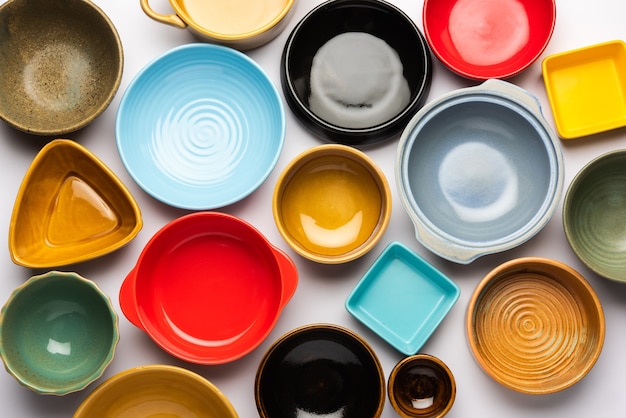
466,257,605,394
0,0,123,135
388,354,456,418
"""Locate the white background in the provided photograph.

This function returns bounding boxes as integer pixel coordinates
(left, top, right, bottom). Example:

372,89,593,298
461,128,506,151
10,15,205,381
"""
0,0,625,416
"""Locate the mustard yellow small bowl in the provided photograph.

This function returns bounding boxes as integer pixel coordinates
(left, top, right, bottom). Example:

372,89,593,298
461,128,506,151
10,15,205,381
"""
74,365,238,417
9,139,142,268
273,144,391,264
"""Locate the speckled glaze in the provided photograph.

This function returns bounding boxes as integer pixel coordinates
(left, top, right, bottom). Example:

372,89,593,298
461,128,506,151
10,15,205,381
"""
255,324,385,418
9,139,142,268
397,79,563,263
273,144,392,264
563,150,626,282
0,271,119,395
388,354,456,418
74,365,239,417
0,0,123,135
140,0,295,50
466,258,605,394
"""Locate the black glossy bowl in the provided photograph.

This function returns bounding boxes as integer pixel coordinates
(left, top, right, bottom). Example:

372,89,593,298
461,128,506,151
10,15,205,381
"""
255,324,385,418
281,0,432,145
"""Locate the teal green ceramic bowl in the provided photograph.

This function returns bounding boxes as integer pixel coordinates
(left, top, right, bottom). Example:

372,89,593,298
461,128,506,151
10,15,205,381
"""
563,150,626,283
0,271,119,395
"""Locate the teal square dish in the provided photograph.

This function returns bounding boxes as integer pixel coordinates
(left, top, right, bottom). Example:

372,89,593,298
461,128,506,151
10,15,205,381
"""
345,242,460,355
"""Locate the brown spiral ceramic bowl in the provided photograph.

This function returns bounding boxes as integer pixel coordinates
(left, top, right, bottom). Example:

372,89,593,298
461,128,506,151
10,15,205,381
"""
466,257,605,394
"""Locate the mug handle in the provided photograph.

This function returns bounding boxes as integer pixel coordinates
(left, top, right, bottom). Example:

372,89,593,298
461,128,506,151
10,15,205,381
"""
140,0,187,29
119,266,143,329
272,246,298,309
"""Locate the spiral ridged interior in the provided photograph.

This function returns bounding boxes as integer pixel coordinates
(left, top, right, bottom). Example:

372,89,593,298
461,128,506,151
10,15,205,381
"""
470,268,603,393
116,44,284,209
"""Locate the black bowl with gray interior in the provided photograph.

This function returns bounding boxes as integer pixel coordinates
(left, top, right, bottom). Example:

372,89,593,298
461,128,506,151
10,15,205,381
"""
281,0,432,145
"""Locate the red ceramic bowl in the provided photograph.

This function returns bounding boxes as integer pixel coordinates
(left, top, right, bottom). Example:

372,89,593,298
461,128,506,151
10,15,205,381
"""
423,0,556,79
119,212,298,364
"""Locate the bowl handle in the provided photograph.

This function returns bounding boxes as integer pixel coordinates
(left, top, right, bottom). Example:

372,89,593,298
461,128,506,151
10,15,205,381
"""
272,246,298,309
479,79,544,116
119,266,143,329
139,0,187,29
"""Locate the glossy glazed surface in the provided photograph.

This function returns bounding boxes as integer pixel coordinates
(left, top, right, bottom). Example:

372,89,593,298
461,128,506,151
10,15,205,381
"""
9,139,142,268
397,80,563,263
120,212,297,364
542,40,626,139
0,272,118,395
345,242,460,355
563,150,626,282
255,324,385,418
423,0,555,79
281,0,432,144
116,43,285,209
140,0,294,49
274,144,391,263
388,354,456,418
466,258,605,394
74,365,238,417
0,0,122,135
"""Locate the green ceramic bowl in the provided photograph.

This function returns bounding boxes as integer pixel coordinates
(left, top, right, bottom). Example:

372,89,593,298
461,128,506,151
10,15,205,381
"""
563,150,626,283
0,271,119,395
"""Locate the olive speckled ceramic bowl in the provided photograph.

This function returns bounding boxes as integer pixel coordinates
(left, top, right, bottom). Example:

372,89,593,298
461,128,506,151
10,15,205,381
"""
0,271,119,395
563,150,626,282
0,0,123,135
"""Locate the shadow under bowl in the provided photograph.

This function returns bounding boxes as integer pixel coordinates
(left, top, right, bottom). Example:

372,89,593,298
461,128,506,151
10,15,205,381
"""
0,271,119,395
0,0,123,135
563,150,626,282
255,324,385,418
281,0,432,145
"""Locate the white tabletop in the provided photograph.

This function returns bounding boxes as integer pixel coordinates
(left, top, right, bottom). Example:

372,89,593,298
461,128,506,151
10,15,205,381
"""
0,0,625,416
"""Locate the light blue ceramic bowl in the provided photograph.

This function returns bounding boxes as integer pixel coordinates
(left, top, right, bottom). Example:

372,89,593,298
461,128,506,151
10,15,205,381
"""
116,43,285,210
397,80,563,264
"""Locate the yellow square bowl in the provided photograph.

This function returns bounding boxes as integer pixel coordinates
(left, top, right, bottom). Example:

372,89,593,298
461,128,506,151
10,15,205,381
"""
542,40,626,139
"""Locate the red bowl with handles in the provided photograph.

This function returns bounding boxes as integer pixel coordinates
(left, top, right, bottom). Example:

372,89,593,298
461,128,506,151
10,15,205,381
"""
119,212,298,364
423,0,556,79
